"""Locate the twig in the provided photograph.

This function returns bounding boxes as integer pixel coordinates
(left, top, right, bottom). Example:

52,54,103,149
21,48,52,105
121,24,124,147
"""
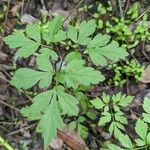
118,0,124,18
126,77,130,94
21,0,25,16
141,41,150,62
63,0,84,23
40,0,47,12
124,0,130,16
135,6,150,22
0,66,11,79
0,98,20,112
0,75,10,83
8,123,36,136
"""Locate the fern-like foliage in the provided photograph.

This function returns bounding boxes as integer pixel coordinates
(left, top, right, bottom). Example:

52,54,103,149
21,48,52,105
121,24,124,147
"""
91,93,133,136
108,113,150,150
4,16,128,149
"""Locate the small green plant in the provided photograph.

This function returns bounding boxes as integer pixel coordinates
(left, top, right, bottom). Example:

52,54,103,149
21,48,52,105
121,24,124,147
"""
107,97,150,150
79,4,93,13
4,16,128,149
83,2,150,49
109,59,144,86
91,93,134,136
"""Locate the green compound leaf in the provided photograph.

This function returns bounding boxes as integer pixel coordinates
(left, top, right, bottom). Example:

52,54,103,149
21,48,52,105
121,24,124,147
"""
84,34,128,66
112,92,133,107
4,28,40,58
114,111,128,124
65,51,82,63
142,97,150,123
58,59,105,89
102,93,110,104
36,95,63,150
98,112,111,126
11,68,54,89
67,25,78,43
11,48,56,89
26,23,41,42
143,97,150,114
135,139,145,147
36,48,58,71
58,91,79,116
91,97,105,109
21,86,79,149
21,90,53,120
135,119,148,141
43,16,66,44
67,19,96,45
109,121,125,135
78,19,96,45
40,48,58,60
146,132,150,145
116,131,133,149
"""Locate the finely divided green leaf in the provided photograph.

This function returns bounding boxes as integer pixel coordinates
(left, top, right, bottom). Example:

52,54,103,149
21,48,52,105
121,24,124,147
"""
114,111,128,124
4,32,29,48
78,19,96,45
135,119,148,141
143,97,150,114
4,32,40,58
67,20,96,45
135,139,145,146
67,25,78,43
21,90,53,120
143,113,150,123
142,97,150,123
43,16,66,43
21,86,79,149
91,98,105,109
58,92,79,116
11,68,54,89
117,133,133,149
39,48,58,60
36,48,55,71
65,51,82,63
146,132,150,144
26,24,41,42
36,95,64,149
102,93,110,104
58,59,105,88
112,93,133,107
85,36,128,66
88,34,111,48
98,112,111,126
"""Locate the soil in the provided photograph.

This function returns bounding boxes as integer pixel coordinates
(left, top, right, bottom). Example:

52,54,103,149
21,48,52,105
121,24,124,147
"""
0,0,150,150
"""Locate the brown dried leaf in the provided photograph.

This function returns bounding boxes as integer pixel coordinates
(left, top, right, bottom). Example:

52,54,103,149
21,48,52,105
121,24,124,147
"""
50,137,63,150
10,2,22,16
20,14,38,24
140,65,150,83
57,128,87,150
0,52,8,63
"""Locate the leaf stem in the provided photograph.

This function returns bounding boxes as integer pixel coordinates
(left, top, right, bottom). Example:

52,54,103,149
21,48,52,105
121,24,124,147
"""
0,135,17,150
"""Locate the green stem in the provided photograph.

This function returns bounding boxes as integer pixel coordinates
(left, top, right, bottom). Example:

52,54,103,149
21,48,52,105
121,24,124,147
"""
0,135,17,150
